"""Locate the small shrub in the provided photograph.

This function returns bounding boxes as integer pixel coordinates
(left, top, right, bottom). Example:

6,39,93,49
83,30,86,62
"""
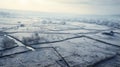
22,32,41,45
1,37,16,49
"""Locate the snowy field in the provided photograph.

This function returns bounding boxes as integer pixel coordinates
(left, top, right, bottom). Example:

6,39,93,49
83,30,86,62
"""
0,15,120,67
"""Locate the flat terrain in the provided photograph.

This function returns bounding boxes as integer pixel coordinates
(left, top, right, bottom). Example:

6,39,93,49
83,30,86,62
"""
0,19,120,67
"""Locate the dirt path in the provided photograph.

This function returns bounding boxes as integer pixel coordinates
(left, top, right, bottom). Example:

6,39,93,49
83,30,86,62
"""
6,35,35,51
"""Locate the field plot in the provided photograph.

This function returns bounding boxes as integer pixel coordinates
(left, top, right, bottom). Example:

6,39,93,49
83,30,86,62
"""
0,48,62,67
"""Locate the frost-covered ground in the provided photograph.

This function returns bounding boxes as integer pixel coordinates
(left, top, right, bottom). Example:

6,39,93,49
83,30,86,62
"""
0,14,120,67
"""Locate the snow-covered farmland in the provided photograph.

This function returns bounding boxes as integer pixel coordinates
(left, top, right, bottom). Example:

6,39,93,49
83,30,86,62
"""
0,15,120,67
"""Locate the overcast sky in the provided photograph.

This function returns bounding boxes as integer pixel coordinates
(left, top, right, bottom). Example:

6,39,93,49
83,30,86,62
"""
0,0,120,15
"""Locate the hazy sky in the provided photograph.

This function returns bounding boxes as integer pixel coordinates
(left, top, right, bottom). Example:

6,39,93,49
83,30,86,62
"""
0,0,120,15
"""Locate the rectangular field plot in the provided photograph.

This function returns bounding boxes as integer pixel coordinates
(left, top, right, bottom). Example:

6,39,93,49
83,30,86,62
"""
0,48,63,67
49,37,118,67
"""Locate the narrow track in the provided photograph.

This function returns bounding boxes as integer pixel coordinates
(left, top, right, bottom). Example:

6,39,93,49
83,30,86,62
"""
30,35,120,49
6,35,35,51
30,35,84,45
83,35,120,48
